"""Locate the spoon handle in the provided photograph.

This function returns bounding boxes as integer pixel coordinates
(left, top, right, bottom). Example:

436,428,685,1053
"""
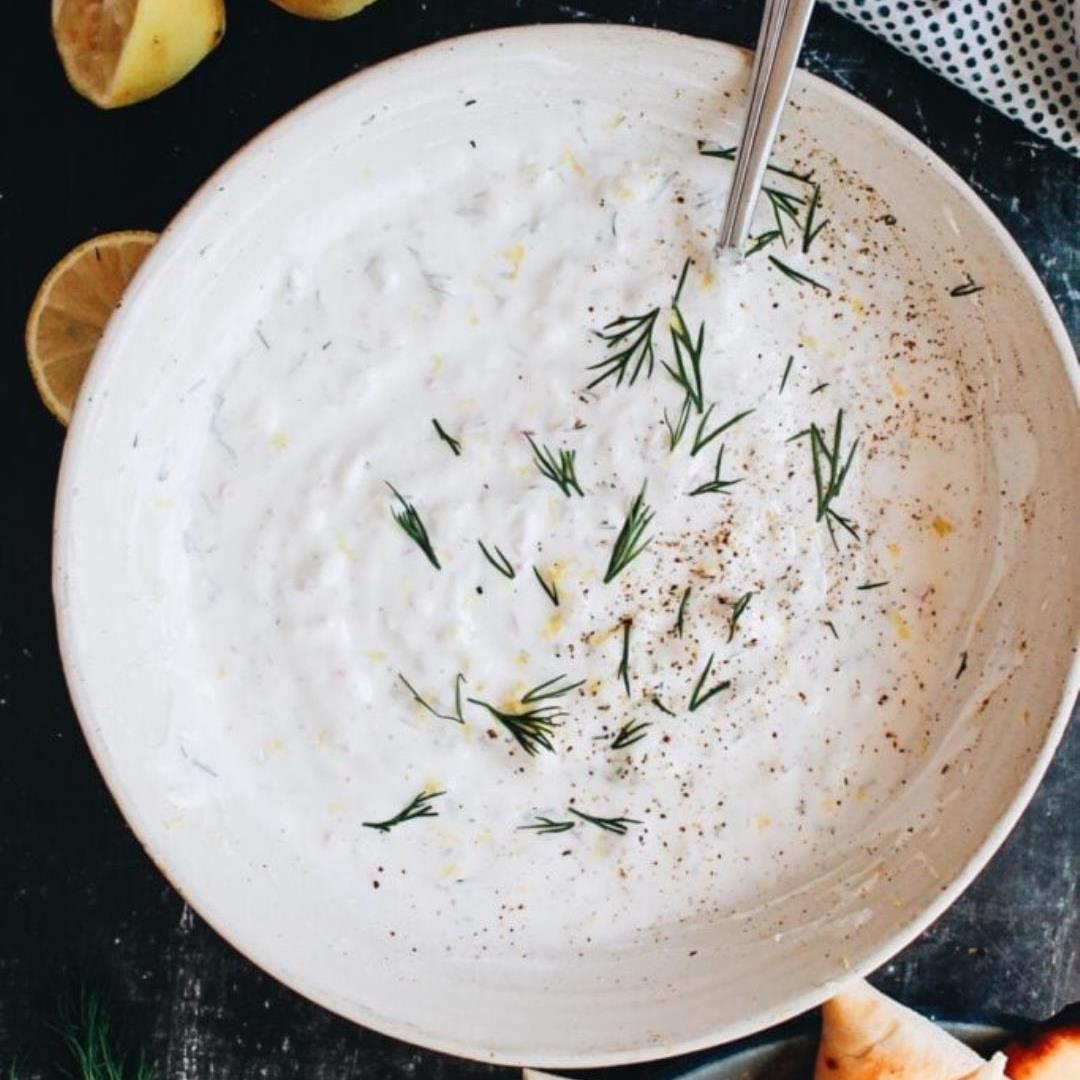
717,0,817,251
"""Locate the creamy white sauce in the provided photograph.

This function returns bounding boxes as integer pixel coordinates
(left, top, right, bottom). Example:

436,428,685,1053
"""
168,103,996,954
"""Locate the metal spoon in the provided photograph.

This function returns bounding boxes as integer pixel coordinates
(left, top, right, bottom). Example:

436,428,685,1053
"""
717,0,817,251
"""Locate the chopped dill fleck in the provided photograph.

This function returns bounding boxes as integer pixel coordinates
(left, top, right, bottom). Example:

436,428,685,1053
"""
727,591,755,642
603,482,655,583
519,816,575,835
664,394,693,451
397,672,466,724
689,444,742,496
663,259,707,413
568,807,641,835
611,719,650,750
617,619,632,696
691,405,755,457
364,789,443,832
521,674,585,704
746,229,782,256
768,255,832,295
779,354,794,394
431,418,462,456
688,654,731,712
674,585,691,637
949,275,984,297
478,540,515,579
387,483,440,569
801,183,828,253
532,565,559,606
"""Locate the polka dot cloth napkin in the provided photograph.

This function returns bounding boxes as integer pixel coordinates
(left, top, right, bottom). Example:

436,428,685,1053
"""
823,0,1079,154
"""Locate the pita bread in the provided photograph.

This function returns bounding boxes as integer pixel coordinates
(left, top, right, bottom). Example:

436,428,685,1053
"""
969,1053,1010,1078
1005,1016,1080,1080
815,980,1005,1080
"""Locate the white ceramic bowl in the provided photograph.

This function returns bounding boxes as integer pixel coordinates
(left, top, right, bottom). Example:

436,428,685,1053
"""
53,25,1079,1069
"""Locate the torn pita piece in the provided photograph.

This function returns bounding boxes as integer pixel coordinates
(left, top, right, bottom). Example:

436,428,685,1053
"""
816,980,1010,1080
973,1054,1010,1078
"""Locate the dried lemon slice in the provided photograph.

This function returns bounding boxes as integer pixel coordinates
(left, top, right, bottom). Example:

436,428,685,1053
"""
52,0,225,108
26,231,156,424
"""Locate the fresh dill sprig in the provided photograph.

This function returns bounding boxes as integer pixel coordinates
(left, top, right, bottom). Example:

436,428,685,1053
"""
857,580,890,591
956,650,969,679
478,540,515,579
688,653,731,712
698,142,823,256
617,619,632,696
779,354,794,394
689,444,742,496
697,143,737,161
611,719,650,750
824,619,839,639
521,674,585,704
57,990,157,1080
431,418,462,456
801,183,828,253
467,698,563,755
768,255,832,295
363,789,443,832
810,381,829,395
568,807,641,835
663,394,693,451
764,186,806,247
397,672,466,724
949,275,984,297
589,306,660,389
664,275,707,413
674,586,691,637
387,483,440,569
650,696,677,716
519,816,575,835
690,405,755,457
789,409,860,547
603,482,655,583
727,591,754,642
532,565,559,606
525,433,584,497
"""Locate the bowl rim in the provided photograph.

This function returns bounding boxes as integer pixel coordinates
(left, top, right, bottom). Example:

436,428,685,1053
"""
52,22,1080,1069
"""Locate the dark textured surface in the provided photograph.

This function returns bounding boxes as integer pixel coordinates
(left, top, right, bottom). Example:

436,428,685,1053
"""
1,1,1076,1077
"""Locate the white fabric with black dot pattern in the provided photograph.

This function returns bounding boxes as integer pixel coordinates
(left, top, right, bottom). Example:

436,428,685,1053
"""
824,0,1079,154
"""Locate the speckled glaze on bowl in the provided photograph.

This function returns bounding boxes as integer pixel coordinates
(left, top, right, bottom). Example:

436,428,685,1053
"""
53,25,1079,1069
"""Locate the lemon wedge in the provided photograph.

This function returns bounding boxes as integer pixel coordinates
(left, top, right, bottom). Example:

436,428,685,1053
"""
268,0,381,19
26,231,157,424
52,0,225,108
